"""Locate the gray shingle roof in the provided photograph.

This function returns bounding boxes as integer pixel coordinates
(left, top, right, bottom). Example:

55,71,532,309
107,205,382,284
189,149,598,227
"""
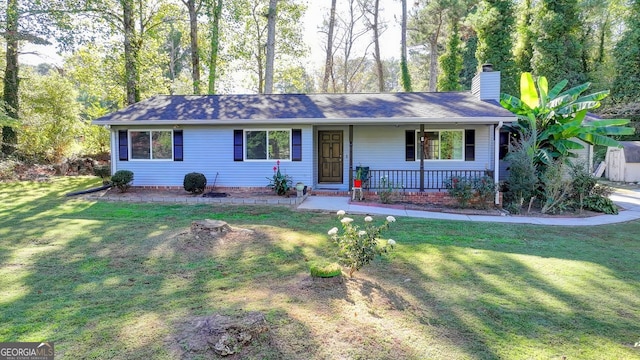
622,141,640,163
93,92,516,125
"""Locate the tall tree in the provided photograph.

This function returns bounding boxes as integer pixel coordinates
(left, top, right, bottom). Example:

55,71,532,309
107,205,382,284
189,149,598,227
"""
161,23,189,94
361,0,385,92
180,0,204,94
514,0,533,73
459,31,477,90
226,0,305,93
335,0,370,92
409,0,449,91
2,0,20,154
85,0,171,105
437,19,462,91
1,0,76,155
263,0,277,93
469,0,517,95
400,0,412,91
530,0,586,88
206,0,223,94
612,0,640,105
321,0,337,93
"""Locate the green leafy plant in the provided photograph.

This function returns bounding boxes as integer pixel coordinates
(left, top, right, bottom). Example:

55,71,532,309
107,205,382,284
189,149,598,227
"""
111,170,134,193
379,176,400,204
309,261,342,278
183,172,207,194
445,176,475,208
539,160,572,214
474,176,497,209
500,72,634,167
328,211,397,278
267,160,292,196
93,164,111,185
504,132,539,213
568,162,598,213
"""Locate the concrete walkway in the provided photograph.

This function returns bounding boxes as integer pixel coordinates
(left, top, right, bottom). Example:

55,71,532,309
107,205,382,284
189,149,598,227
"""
297,189,640,226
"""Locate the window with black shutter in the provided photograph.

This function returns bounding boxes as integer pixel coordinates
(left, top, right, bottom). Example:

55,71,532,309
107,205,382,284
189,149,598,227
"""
292,129,302,161
465,129,475,161
233,130,243,161
118,130,128,161
405,130,415,161
173,130,183,161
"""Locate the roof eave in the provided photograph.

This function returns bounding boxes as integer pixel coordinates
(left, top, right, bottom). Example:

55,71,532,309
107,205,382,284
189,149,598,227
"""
92,116,517,126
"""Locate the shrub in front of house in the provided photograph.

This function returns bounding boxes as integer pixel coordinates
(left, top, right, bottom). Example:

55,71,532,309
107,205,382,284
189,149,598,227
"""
445,176,475,208
93,164,111,184
183,172,207,194
474,176,498,209
111,170,134,193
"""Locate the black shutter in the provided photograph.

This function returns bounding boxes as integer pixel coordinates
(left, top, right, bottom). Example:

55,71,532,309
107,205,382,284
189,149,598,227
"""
233,130,243,161
465,129,475,161
292,129,302,161
173,130,183,161
405,130,415,161
118,130,128,161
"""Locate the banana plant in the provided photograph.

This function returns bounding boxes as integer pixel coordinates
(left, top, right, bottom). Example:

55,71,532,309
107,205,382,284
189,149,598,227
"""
500,72,635,166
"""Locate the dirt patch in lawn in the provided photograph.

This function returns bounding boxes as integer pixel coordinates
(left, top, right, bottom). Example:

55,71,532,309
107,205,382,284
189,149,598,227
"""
160,223,445,359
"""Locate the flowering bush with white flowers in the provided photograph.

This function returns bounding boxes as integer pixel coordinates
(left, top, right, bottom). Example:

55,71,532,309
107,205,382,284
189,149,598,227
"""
327,210,397,277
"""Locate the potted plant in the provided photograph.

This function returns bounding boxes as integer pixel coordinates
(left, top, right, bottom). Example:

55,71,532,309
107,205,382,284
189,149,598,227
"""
353,166,362,188
354,166,367,188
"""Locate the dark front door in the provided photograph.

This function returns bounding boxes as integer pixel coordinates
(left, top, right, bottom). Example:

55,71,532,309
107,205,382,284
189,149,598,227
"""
318,131,343,183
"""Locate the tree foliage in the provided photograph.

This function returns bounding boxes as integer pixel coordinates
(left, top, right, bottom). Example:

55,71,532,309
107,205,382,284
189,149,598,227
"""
469,0,518,95
530,0,586,88
612,0,640,105
437,20,462,91
18,69,83,162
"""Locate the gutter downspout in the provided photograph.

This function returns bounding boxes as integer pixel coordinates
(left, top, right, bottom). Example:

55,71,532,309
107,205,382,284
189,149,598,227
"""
494,121,503,205
109,127,117,175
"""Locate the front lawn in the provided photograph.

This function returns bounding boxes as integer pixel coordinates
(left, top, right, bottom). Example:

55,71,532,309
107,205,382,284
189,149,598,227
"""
1,177,639,359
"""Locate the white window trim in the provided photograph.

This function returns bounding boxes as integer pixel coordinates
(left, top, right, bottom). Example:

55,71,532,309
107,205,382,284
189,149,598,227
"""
129,129,174,161
244,129,293,161
415,129,465,162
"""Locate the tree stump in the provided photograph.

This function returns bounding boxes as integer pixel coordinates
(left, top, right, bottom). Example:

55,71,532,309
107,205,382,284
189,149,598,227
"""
173,312,269,357
191,219,232,239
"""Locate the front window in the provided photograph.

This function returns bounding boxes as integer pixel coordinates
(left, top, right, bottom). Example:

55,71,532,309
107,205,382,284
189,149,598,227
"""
419,130,464,160
245,130,291,160
130,130,173,160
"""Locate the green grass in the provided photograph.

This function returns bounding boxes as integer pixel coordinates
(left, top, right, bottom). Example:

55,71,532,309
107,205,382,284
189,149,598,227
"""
1,177,639,359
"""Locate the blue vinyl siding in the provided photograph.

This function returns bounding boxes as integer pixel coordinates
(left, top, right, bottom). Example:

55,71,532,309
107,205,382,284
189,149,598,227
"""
112,125,314,188
111,124,493,190
351,125,491,171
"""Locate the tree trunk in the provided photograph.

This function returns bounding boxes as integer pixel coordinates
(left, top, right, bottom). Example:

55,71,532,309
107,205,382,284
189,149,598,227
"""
264,0,278,94
428,12,443,92
207,0,223,94
372,0,383,92
429,37,438,92
2,0,19,155
187,0,201,94
400,0,412,92
321,0,337,93
123,0,139,105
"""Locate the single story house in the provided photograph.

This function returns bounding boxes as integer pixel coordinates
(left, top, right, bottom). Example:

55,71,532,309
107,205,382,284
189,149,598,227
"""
605,141,640,182
93,70,517,204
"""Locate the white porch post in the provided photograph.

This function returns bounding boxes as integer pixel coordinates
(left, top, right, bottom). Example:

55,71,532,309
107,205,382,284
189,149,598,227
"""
494,121,503,205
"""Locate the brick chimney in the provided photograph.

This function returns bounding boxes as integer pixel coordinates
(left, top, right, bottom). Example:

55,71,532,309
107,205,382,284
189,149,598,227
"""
472,64,501,101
